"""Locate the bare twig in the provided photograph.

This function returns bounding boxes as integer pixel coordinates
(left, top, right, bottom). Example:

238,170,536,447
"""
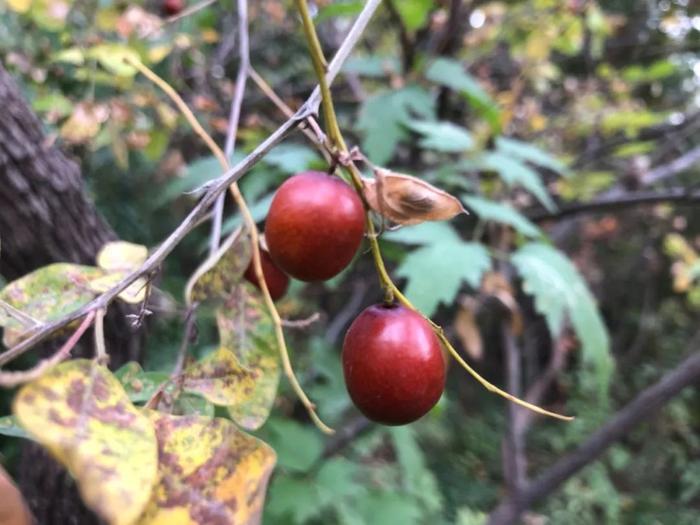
487,350,700,525
280,312,320,329
94,308,108,365
0,300,40,329
172,303,199,378
0,311,96,388
210,0,251,255
501,322,527,494
642,144,700,186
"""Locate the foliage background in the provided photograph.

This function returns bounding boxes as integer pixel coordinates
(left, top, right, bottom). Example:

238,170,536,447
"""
0,0,699,523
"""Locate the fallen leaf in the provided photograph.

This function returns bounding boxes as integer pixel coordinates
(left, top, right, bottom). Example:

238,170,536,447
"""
13,360,158,525
362,167,466,225
135,412,276,525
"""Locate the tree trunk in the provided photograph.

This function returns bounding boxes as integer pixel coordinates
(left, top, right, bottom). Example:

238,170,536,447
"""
0,62,140,524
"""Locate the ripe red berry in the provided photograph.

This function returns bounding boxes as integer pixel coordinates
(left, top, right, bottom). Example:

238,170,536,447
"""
265,171,365,282
243,248,290,301
162,0,185,16
342,304,446,425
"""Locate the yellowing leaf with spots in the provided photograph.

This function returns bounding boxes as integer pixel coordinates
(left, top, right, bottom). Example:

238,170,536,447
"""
0,263,102,346
13,360,158,525
184,282,279,430
185,229,252,305
136,412,276,525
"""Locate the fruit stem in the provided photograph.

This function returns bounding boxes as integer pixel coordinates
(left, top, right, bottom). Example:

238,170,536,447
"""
294,2,572,423
130,57,334,434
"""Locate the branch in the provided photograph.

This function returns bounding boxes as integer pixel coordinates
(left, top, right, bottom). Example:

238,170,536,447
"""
530,188,700,222
385,0,415,72
501,323,527,494
210,0,251,254
642,144,700,186
487,350,700,525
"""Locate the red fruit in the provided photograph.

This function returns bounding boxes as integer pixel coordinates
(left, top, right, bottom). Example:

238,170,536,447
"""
163,0,184,16
265,171,365,282
342,304,446,425
243,248,290,301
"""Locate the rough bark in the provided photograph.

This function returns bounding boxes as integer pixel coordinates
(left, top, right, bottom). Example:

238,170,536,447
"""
0,62,139,524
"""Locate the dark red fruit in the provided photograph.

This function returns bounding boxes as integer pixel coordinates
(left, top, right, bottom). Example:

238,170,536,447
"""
342,304,446,425
265,171,365,282
162,0,185,16
244,248,290,301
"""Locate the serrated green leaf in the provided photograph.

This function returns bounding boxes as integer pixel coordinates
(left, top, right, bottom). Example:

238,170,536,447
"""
357,86,435,164
512,243,612,394
266,477,321,524
397,239,491,316
394,0,433,31
496,137,572,176
406,120,473,152
384,221,462,246
264,143,321,174
426,58,501,132
480,152,556,212
463,195,542,237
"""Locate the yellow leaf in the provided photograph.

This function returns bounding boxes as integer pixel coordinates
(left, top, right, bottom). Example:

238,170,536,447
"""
13,360,158,525
185,228,252,305
60,102,109,144
97,241,149,272
136,412,276,525
363,168,466,225
7,0,31,14
88,273,148,304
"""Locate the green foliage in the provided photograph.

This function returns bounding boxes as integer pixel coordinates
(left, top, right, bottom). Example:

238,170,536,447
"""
462,195,542,237
406,120,474,152
397,235,491,316
512,243,613,394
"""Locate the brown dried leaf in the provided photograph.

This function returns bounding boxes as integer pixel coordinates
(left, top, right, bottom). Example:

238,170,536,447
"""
362,168,466,225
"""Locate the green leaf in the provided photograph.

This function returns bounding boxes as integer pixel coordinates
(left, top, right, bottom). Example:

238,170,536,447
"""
342,56,400,78
316,0,364,22
0,415,31,439
406,120,473,152
396,238,491,316
14,360,158,525
512,243,612,394
496,137,572,177
87,44,140,77
264,143,321,174
394,0,433,31
462,195,542,237
425,58,501,133
263,418,324,473
357,86,435,164
480,152,556,212
266,477,321,524
114,363,169,403
316,458,365,506
384,221,461,246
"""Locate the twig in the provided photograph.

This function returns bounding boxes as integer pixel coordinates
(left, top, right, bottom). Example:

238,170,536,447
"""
172,303,199,378
0,299,41,329
0,311,96,388
501,322,527,494
487,350,700,525
642,144,700,186
280,312,320,328
530,188,700,222
210,0,251,255
94,308,108,365
164,0,219,24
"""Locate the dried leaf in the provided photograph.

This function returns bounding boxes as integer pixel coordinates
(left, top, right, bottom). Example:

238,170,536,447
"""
362,168,466,225
453,297,483,361
184,283,279,430
481,272,523,335
135,412,276,525
60,103,109,144
13,360,158,525
0,264,102,347
185,229,252,305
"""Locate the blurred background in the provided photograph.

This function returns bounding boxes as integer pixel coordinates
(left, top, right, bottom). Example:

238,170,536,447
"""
0,0,699,523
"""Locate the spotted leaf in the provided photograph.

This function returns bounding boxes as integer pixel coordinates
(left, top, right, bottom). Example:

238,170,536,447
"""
135,412,276,525
185,229,252,305
184,283,279,430
0,263,102,347
13,360,158,525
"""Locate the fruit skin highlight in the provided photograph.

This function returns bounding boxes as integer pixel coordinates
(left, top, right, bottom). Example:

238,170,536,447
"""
342,303,446,425
243,248,290,301
264,171,365,282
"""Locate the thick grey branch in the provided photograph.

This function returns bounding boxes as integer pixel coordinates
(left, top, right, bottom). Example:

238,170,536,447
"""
487,350,700,525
